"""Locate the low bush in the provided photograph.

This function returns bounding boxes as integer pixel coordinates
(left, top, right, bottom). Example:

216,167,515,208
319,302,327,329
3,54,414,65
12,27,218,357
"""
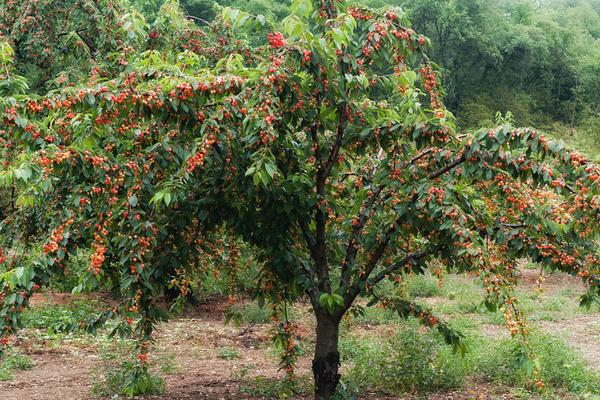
341,320,468,395
91,339,166,397
474,333,600,395
92,360,165,398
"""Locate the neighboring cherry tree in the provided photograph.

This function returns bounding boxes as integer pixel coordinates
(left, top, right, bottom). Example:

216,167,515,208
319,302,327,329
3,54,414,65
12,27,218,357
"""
0,0,598,398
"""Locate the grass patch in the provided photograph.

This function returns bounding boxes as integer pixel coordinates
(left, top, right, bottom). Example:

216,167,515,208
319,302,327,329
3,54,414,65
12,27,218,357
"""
473,333,600,396
240,375,310,399
21,298,101,335
403,273,443,298
337,313,599,398
226,301,273,324
0,351,34,381
218,346,241,360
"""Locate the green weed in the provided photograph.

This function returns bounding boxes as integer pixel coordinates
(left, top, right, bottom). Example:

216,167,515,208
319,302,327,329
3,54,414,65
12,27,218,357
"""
218,346,241,360
0,351,34,381
90,339,167,398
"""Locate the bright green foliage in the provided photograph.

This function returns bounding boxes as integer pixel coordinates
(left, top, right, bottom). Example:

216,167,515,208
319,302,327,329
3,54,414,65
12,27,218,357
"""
0,0,132,92
0,0,598,397
341,321,468,394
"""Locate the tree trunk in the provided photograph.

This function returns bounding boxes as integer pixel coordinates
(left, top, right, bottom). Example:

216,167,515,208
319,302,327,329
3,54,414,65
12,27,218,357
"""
312,312,341,400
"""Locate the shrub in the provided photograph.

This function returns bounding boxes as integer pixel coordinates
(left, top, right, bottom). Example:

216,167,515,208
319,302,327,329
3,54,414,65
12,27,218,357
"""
341,320,467,395
474,333,600,395
92,360,165,397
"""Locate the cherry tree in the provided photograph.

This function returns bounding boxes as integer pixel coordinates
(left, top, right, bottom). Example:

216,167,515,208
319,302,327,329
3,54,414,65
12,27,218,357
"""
0,0,598,398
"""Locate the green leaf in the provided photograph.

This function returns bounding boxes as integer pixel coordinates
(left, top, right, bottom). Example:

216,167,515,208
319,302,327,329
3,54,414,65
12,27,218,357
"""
318,293,344,314
291,0,313,18
164,192,172,206
331,28,345,49
14,116,27,128
14,166,32,182
264,162,277,178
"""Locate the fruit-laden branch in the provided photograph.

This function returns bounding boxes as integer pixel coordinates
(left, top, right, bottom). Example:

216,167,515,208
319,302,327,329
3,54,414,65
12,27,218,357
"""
341,146,438,284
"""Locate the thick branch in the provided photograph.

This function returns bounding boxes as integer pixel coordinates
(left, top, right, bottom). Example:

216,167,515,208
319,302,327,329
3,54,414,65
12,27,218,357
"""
429,154,466,180
370,248,436,286
310,123,322,168
323,107,347,178
315,170,330,292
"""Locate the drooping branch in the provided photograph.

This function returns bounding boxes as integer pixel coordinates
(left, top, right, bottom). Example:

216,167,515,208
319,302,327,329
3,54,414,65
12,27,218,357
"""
343,247,437,308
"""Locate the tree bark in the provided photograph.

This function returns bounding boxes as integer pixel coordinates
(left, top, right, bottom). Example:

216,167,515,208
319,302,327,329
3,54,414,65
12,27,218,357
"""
312,312,341,400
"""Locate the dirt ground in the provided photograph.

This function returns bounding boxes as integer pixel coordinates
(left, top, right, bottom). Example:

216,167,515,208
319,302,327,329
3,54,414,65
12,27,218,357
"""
0,271,598,400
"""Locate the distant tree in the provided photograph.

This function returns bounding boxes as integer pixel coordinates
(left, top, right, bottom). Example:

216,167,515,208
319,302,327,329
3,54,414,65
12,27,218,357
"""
400,0,600,129
181,0,217,24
